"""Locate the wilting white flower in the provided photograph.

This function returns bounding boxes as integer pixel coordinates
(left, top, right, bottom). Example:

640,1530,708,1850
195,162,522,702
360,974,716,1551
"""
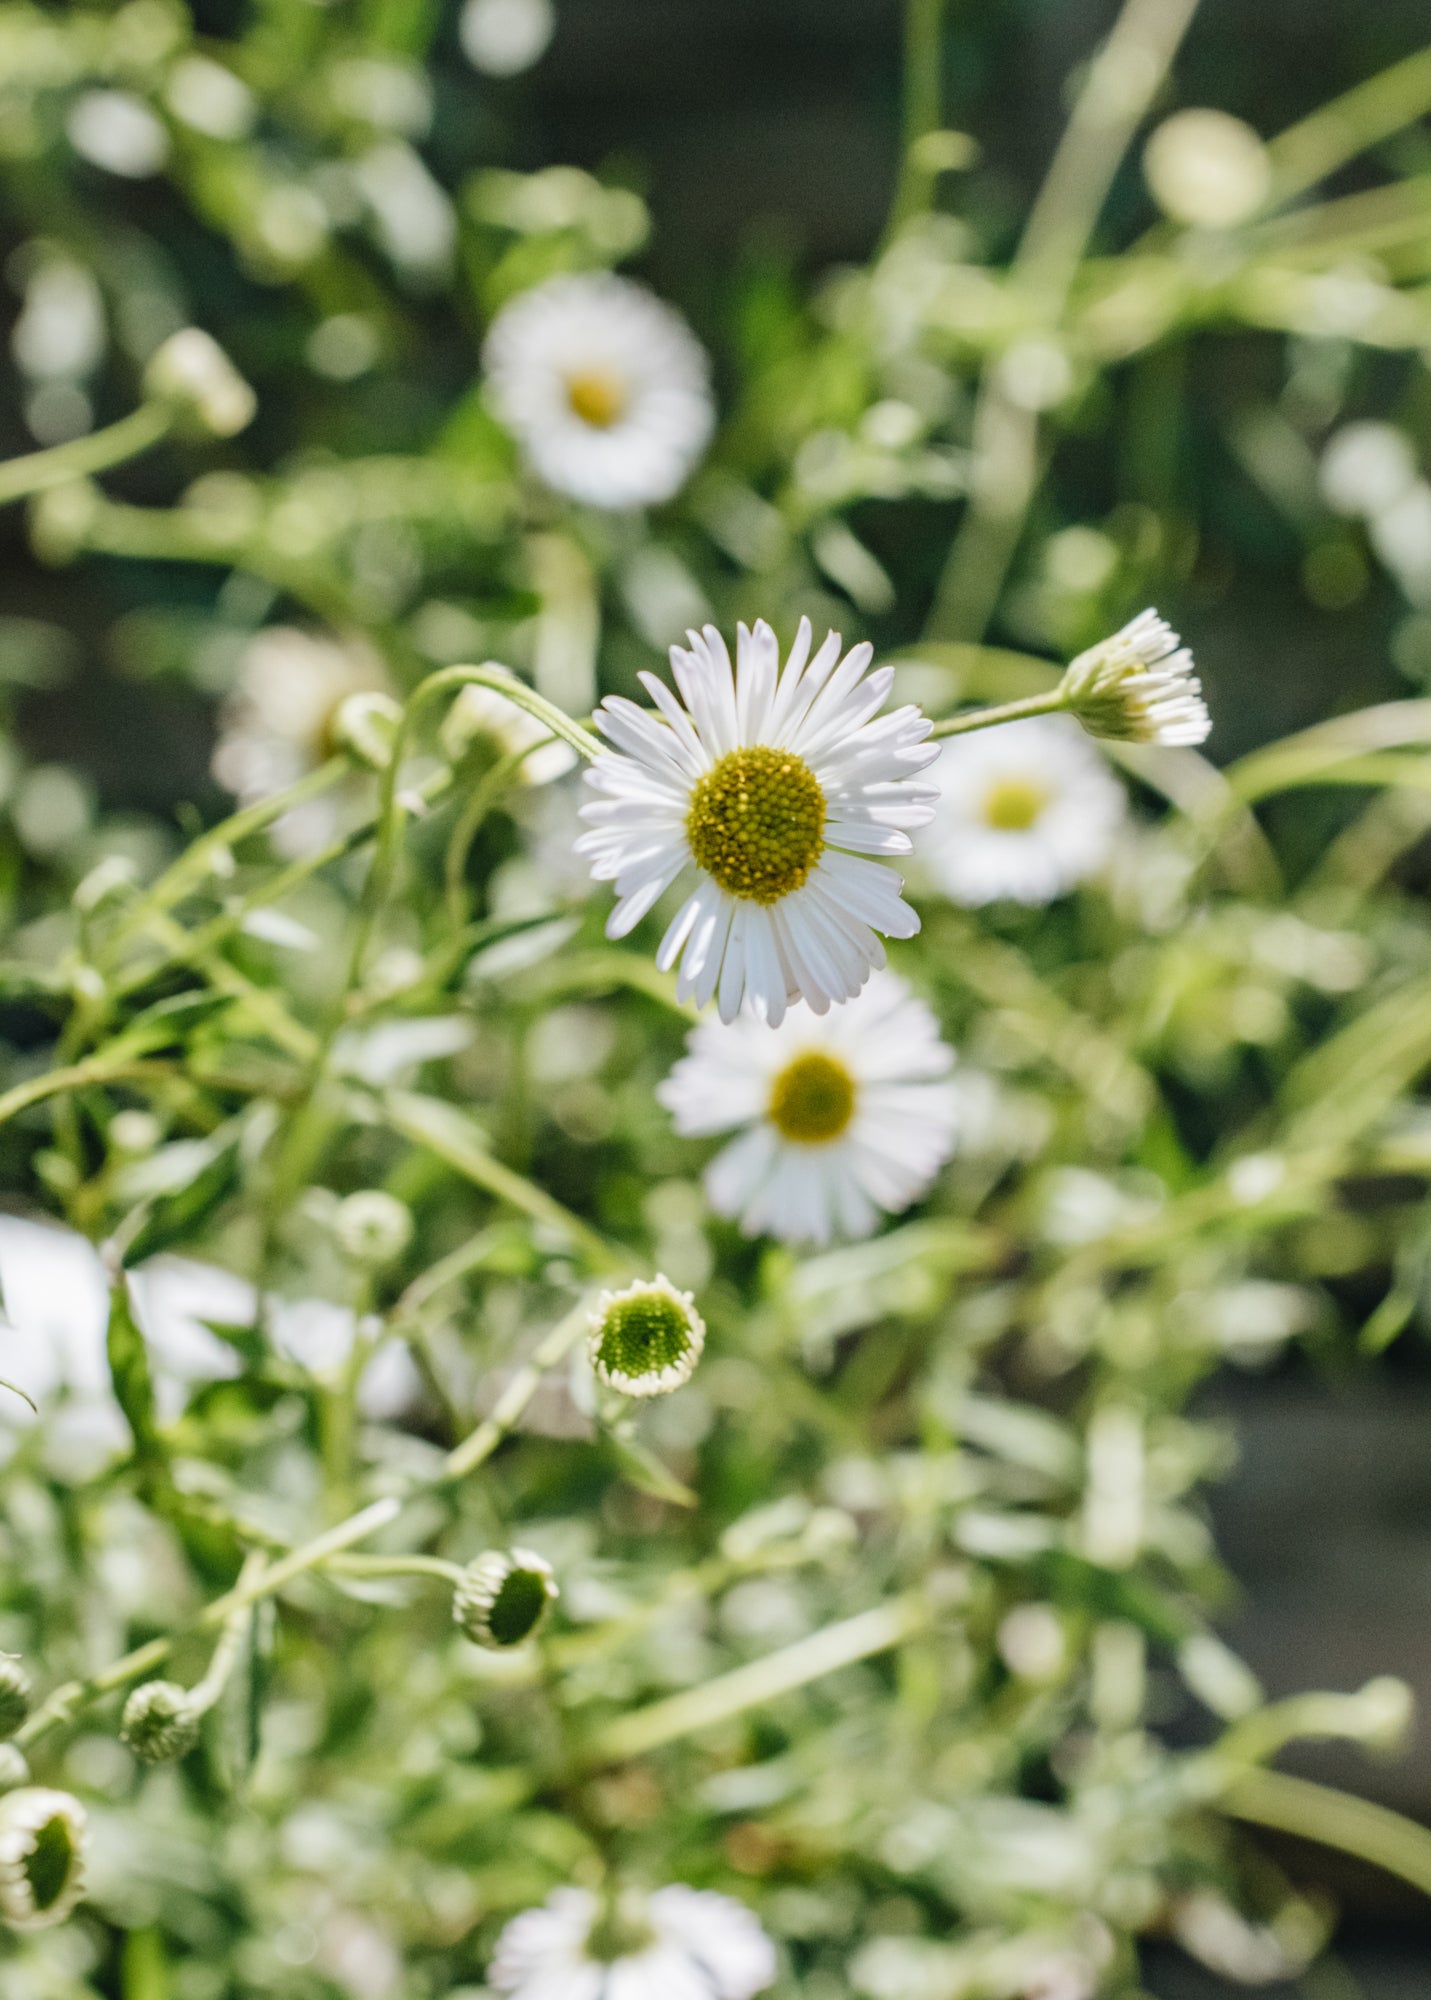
484,272,714,508
1060,609,1210,746
578,618,938,1024
491,1885,776,2000
441,675,577,784
0,1788,88,1931
659,970,959,1244
587,1275,705,1397
924,716,1125,908
1143,109,1270,228
212,626,386,856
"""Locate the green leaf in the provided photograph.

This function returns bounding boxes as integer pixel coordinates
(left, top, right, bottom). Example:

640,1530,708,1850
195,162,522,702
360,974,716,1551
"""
106,1276,164,1467
120,1137,241,1268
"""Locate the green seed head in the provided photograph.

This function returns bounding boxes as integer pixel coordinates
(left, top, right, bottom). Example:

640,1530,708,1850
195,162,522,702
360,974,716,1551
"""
588,1277,706,1398
453,1549,558,1650
121,1681,201,1765
686,745,826,904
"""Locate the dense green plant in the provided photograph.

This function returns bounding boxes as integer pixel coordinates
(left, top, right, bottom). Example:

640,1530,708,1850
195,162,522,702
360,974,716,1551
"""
2,4,1431,1997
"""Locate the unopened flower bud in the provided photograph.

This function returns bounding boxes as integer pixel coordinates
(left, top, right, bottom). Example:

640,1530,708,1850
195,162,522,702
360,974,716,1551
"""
0,1787,88,1931
331,691,403,770
0,1747,29,1794
143,328,256,438
587,1275,705,1398
0,1661,30,1741
453,1548,558,1649
1060,608,1210,747
1348,1675,1415,1754
121,1680,201,1764
333,1189,414,1266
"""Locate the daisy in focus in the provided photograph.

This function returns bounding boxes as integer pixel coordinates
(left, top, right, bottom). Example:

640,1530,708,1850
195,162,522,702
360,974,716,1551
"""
659,970,960,1245
1059,608,1210,746
923,715,1124,908
577,618,939,1024
490,1885,776,2000
483,271,714,509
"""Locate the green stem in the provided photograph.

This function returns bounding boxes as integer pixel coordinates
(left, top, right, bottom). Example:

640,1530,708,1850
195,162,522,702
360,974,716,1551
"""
0,1055,180,1134
0,403,172,507
579,1592,932,1768
1224,1768,1431,1901
443,1299,595,1481
188,1553,264,1715
928,688,1068,739
1265,44,1431,208
887,0,951,232
325,1553,467,1585
444,746,536,927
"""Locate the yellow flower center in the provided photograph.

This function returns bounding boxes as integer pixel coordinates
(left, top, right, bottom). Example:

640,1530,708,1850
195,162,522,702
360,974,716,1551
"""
686,745,826,904
981,775,1049,832
768,1050,856,1145
565,368,629,429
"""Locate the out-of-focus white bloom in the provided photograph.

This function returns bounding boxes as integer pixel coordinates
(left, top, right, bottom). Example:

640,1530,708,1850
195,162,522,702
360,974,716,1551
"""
1060,609,1210,746
923,717,1125,907
491,1885,776,2000
0,1787,87,1931
441,676,578,784
996,337,1074,412
659,971,960,1245
1143,109,1269,228
353,142,455,277
165,55,256,140
66,90,170,178
1320,421,1419,518
578,618,938,1024
212,626,386,857
460,0,556,76
144,328,256,438
484,272,714,509
1370,480,1431,604
1172,1890,1324,1984
11,258,105,382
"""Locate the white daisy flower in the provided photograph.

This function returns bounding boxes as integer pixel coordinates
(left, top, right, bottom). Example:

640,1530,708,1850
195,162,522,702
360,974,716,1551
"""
923,715,1125,908
491,1884,776,2000
577,618,939,1025
658,970,960,1245
483,271,714,509
1060,607,1210,746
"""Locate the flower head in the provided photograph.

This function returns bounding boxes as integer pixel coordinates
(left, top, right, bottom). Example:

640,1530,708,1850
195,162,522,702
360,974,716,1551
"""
0,1660,30,1741
659,970,960,1245
578,618,939,1024
144,327,256,439
333,1190,414,1267
1060,608,1210,747
491,1884,776,2000
121,1680,201,1764
924,716,1125,907
0,1788,87,1932
484,272,713,509
441,675,578,786
453,1549,558,1649
588,1276,705,1397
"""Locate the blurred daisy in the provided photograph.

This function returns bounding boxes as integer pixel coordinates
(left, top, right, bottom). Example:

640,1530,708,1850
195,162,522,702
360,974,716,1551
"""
924,716,1124,908
491,1885,776,2000
577,618,938,1024
212,626,385,856
659,970,960,1244
441,674,577,784
483,272,714,508
1060,609,1210,746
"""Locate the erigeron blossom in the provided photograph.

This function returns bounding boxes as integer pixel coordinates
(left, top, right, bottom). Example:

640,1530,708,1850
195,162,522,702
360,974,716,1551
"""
483,272,714,508
587,1276,705,1397
453,1549,559,1649
924,717,1125,908
1059,609,1210,747
659,970,960,1245
490,1885,776,2000
441,675,578,785
577,618,939,1024
0,1788,88,1932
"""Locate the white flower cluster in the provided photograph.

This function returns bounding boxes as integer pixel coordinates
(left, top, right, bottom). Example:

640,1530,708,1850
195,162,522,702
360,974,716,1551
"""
491,1885,776,2000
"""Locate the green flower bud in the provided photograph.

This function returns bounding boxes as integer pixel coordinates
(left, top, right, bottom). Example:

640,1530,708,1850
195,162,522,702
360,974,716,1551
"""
121,1680,201,1764
0,1660,31,1741
0,1787,87,1932
587,1275,705,1399
333,1189,414,1267
453,1549,558,1649
143,328,256,438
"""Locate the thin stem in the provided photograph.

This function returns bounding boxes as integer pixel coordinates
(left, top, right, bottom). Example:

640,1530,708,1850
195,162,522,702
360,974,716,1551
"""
0,1056,180,1134
1265,43,1431,208
189,1552,264,1715
325,1553,467,1585
0,403,172,508
444,746,537,927
1224,1768,1431,1902
888,0,951,232
443,1299,595,1481
928,688,1068,739
579,1592,932,1768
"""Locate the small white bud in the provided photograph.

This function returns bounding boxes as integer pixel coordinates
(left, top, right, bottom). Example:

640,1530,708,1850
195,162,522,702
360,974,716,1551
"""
1060,608,1210,747
333,1190,414,1266
144,328,256,439
0,1787,88,1931
453,1549,558,1649
121,1680,201,1764
587,1275,706,1399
